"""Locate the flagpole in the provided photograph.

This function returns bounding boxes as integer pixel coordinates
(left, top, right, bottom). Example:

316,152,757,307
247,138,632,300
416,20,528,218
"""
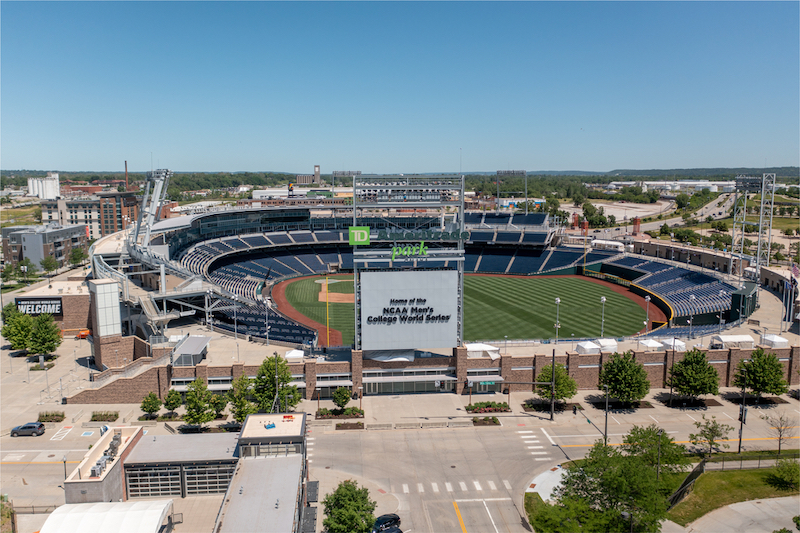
326,275,330,347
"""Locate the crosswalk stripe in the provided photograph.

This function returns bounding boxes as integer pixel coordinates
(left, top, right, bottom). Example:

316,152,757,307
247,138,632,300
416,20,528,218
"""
527,446,544,449
523,440,539,443
418,483,424,493
473,481,482,491
446,482,454,492
403,484,409,494
531,451,548,455
517,430,534,433
535,458,551,461
459,481,468,491
488,480,497,491
503,480,512,490
432,482,439,493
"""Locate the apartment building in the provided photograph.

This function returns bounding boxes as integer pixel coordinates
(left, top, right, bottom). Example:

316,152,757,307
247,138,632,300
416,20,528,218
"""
1,224,89,270
41,191,140,240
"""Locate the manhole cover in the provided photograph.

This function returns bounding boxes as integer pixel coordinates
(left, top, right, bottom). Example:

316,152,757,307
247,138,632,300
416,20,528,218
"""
48,454,55,458
451,465,456,469
325,466,330,469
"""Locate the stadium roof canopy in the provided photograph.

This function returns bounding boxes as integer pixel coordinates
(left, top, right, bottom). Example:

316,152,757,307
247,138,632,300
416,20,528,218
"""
39,500,173,533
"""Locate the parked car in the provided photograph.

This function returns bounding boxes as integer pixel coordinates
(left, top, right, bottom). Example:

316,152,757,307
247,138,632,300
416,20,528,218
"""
11,422,45,437
372,514,401,533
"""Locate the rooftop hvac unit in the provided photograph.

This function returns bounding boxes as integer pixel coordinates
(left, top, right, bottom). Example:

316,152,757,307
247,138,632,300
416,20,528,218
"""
90,466,102,477
96,457,107,470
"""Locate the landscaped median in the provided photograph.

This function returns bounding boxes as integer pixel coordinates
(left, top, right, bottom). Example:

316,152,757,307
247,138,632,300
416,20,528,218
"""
465,401,510,414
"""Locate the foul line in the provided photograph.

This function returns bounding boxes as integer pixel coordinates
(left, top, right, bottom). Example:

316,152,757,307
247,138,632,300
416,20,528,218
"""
453,502,468,533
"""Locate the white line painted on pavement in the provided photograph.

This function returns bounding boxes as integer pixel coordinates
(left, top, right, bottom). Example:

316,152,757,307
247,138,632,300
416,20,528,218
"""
611,416,621,425
523,440,539,443
418,483,424,493
686,414,697,422
528,446,544,449
455,498,512,503
473,481,482,491
402,484,409,494
503,480,512,490
3,454,24,461
483,500,500,533
723,412,735,420
445,482,453,492
459,481,468,491
535,458,551,461
541,428,555,445
530,452,548,455
517,430,534,433
488,480,497,491
649,415,659,424
50,426,73,441
432,483,439,493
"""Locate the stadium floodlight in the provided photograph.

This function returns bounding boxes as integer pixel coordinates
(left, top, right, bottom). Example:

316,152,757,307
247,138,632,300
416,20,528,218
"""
644,295,651,332
554,298,561,344
688,294,696,338
600,296,607,338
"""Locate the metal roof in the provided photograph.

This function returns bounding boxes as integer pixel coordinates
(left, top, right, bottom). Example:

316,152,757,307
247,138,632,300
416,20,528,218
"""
217,455,304,533
40,500,173,533
174,336,211,356
124,433,239,465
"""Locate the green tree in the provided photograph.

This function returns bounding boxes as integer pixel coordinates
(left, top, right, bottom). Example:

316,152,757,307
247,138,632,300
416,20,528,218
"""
1,264,16,282
140,392,162,419
2,302,20,323
227,374,257,424
621,424,689,475
599,351,650,405
322,480,376,533
667,349,720,401
769,458,799,491
660,223,671,236
535,363,577,404
555,442,668,532
69,248,87,267
27,313,62,357
163,389,182,418
732,348,789,398
332,387,351,411
208,393,227,419
252,353,302,412
1,313,34,351
689,415,733,456
183,378,214,426
39,256,58,278
760,410,798,455
675,193,690,210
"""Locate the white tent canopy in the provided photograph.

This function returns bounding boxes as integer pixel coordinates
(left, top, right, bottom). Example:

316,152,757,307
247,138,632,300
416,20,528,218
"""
661,338,686,351
466,343,501,361
576,341,600,355
40,500,173,533
285,349,304,361
596,339,618,353
640,339,663,351
709,335,754,349
762,334,789,348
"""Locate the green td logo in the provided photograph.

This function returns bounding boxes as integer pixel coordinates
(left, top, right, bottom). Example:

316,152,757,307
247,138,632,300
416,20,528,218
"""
349,226,371,246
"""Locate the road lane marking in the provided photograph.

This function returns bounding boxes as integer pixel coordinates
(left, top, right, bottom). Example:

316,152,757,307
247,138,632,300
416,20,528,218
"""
446,482,453,492
418,483,424,493
611,416,621,425
517,430,534,433
455,498,511,502
459,481,468,491
686,414,697,422
3,454,25,461
432,483,439,493
723,412,735,420
403,484,409,494
473,481,482,491
453,502,468,533
649,415,659,424
540,428,555,445
483,500,500,533
531,452,548,455
488,480,497,491
528,446,544,449
523,440,539,443
535,458,551,461
503,480,512,490
50,426,74,441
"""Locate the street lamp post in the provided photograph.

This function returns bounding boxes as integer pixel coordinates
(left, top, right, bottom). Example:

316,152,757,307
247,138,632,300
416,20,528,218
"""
358,386,363,410
554,298,561,344
504,335,508,354
600,296,606,338
604,384,609,446
688,294,696,338
63,455,68,480
316,387,321,414
233,296,239,340
644,296,651,332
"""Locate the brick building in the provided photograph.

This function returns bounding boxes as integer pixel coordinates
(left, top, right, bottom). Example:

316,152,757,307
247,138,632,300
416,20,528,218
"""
2,223,89,270
41,191,140,240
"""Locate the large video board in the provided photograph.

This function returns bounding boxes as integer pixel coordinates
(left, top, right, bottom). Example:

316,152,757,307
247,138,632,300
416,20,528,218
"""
360,270,458,351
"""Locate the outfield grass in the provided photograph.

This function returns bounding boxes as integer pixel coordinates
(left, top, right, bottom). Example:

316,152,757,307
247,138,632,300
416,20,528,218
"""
283,275,355,346
283,275,647,345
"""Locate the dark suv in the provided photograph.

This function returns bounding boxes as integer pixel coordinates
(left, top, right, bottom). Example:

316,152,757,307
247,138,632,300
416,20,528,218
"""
11,422,45,437
372,514,401,533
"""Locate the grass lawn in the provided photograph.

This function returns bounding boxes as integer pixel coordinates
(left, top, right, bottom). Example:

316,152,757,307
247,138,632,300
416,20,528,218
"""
283,275,647,345
667,468,799,526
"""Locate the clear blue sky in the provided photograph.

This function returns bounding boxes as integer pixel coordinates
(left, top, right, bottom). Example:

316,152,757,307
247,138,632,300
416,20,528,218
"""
2,1,798,174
